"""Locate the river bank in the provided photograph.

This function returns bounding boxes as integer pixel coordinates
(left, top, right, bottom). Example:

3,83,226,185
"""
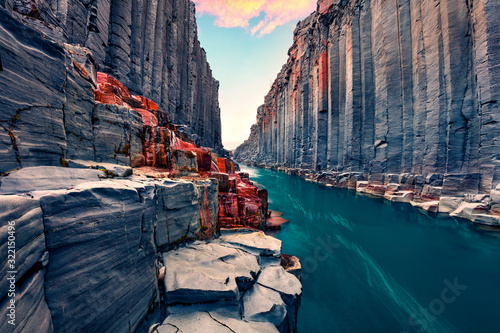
239,161,500,230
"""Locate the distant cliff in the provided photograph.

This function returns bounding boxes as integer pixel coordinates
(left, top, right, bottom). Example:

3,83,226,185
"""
236,0,500,196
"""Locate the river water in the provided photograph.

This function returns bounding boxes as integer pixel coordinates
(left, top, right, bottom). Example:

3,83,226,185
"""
239,165,500,333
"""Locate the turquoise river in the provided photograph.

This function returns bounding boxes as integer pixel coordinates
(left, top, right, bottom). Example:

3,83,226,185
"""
239,165,500,333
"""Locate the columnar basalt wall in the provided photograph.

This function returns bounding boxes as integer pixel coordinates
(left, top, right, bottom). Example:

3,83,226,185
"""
2,0,222,151
236,0,500,197
0,3,299,332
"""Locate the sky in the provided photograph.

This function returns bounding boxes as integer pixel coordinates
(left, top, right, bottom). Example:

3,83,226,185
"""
193,0,317,150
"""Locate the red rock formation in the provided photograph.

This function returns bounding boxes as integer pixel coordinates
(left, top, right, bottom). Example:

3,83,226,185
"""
93,71,269,231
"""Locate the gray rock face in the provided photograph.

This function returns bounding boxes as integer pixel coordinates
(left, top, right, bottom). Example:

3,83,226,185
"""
0,167,225,332
48,0,222,151
39,180,159,332
156,180,205,249
0,195,54,333
0,5,67,173
162,241,260,304
236,0,500,197
92,103,144,166
0,0,224,176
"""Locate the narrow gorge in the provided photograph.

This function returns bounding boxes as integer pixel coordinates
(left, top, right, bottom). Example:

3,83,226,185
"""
236,0,500,225
0,1,301,332
1,0,500,332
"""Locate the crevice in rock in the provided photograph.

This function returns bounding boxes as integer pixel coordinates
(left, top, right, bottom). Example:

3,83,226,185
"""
205,311,236,333
164,322,182,333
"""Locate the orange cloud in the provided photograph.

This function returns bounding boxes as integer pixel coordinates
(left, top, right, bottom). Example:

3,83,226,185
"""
194,0,317,37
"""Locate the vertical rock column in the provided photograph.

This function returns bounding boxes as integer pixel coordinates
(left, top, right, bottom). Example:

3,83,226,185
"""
236,0,500,197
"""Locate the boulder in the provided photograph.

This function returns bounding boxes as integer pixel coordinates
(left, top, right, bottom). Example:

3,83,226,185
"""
410,200,440,213
280,254,302,281
155,180,201,249
173,149,198,175
242,284,288,332
256,266,302,331
211,172,230,192
162,241,260,305
438,197,463,213
385,191,414,203
450,202,490,220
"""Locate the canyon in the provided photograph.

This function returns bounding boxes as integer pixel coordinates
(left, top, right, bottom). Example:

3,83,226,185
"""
2,0,500,331
236,0,500,225
0,1,301,332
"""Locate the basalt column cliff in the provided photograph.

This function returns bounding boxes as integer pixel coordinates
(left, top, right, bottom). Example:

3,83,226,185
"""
0,1,301,332
0,0,222,173
236,0,500,218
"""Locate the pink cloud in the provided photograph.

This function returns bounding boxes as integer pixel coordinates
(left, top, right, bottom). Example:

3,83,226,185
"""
194,0,317,37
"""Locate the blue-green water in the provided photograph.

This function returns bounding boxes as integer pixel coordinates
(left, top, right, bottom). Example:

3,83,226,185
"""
240,165,500,333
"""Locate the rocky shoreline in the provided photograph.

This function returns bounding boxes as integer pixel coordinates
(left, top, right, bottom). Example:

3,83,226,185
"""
0,163,302,333
238,161,500,228
235,0,500,226
0,2,302,332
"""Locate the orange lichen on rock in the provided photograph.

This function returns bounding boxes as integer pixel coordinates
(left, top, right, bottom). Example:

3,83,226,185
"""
318,0,336,14
134,109,158,127
215,168,268,230
134,95,159,111
92,71,270,233
95,72,131,106
217,158,235,174
95,72,162,113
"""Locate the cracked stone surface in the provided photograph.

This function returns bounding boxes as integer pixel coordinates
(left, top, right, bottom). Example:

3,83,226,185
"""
159,311,279,333
0,168,223,332
218,231,282,265
160,232,302,333
162,241,260,305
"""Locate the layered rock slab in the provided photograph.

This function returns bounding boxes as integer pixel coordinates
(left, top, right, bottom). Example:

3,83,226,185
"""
159,311,279,333
39,180,158,332
219,230,282,265
0,166,105,195
0,195,53,333
0,165,223,332
162,241,260,304
255,266,302,332
159,231,302,333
